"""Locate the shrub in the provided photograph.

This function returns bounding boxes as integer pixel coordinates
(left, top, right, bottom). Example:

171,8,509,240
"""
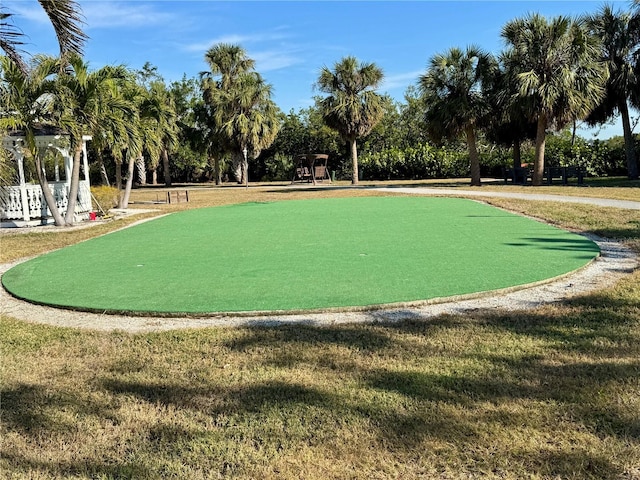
359,143,469,180
91,185,119,213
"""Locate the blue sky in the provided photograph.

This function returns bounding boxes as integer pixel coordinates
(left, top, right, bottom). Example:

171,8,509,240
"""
5,0,637,139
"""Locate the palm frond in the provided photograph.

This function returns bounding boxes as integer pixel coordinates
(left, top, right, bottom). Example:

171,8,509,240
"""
38,0,87,60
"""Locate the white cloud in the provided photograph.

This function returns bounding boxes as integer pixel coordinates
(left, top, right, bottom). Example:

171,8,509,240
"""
3,1,50,24
183,31,291,53
81,1,174,29
184,34,253,53
380,70,423,91
182,29,303,72
252,49,301,72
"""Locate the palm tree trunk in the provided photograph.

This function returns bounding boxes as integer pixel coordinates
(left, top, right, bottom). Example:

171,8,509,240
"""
512,140,522,171
34,154,65,226
97,151,110,186
119,155,136,209
115,160,123,190
209,155,222,185
213,155,221,185
619,100,639,180
532,114,548,186
136,156,146,185
350,137,359,185
465,126,481,186
150,167,158,185
64,145,83,225
162,148,171,186
232,151,243,183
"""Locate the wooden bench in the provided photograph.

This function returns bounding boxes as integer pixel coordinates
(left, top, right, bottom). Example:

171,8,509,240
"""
166,190,189,204
503,167,531,185
545,166,585,185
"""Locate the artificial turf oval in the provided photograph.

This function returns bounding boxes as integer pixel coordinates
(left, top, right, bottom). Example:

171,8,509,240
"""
2,196,600,314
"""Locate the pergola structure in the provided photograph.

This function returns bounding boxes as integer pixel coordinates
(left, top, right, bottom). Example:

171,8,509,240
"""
1,130,92,227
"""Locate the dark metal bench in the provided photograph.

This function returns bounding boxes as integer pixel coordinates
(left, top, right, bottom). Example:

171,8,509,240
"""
544,166,585,185
503,167,531,185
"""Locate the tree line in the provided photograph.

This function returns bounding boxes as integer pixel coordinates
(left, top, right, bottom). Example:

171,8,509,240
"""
1,1,639,225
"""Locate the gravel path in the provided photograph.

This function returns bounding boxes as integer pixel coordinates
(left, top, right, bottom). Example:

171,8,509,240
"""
1,191,638,332
374,187,640,209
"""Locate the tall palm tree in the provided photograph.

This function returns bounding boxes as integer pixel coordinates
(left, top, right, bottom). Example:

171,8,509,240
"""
192,94,226,184
118,82,160,208
56,53,134,224
107,76,144,208
0,54,66,225
201,44,253,183
202,44,279,184
488,58,537,171
215,72,279,183
584,5,639,179
502,14,608,185
419,46,496,186
1,0,87,72
634,2,640,99
316,56,385,184
145,81,178,186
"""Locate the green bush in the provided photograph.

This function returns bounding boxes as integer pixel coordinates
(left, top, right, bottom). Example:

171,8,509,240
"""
359,143,469,180
260,153,294,181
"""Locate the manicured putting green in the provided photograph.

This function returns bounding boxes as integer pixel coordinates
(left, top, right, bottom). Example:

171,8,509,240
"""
3,197,599,314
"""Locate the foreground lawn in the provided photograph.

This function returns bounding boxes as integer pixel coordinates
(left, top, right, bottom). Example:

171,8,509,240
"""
1,183,639,479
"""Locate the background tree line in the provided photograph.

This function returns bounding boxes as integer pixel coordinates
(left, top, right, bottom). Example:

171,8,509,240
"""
2,1,639,220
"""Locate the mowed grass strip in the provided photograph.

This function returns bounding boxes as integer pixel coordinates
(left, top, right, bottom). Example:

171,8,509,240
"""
2,196,599,313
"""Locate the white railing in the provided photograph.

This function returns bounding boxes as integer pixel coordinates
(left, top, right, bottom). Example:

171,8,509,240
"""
0,180,92,223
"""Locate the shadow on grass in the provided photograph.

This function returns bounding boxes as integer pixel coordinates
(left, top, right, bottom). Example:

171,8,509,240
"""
504,236,600,253
0,451,150,479
0,383,149,478
100,377,333,415
593,224,640,239
224,323,394,353
3,288,639,478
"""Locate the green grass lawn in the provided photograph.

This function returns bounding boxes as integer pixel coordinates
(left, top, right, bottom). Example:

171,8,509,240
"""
1,187,639,479
2,196,599,314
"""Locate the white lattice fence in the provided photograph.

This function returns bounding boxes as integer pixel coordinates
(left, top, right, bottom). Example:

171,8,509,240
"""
0,181,92,222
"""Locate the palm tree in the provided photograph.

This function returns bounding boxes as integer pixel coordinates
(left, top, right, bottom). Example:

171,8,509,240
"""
0,54,67,225
488,58,537,172
145,81,178,186
216,72,280,183
106,77,144,208
1,0,87,72
56,53,134,224
316,56,385,184
119,83,159,208
634,2,640,101
584,5,639,179
502,14,608,185
202,44,279,184
419,46,496,186
192,95,226,185
203,43,255,89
